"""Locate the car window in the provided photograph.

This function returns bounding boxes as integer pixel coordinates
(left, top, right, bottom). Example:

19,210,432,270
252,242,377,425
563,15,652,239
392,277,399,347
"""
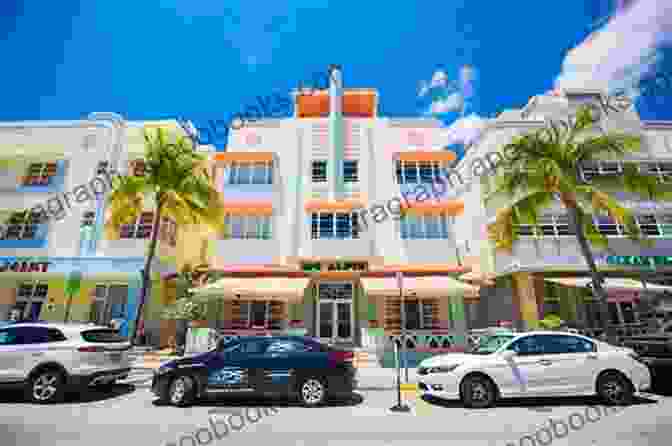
266,340,311,353
15,327,49,344
0,328,18,345
240,340,267,354
47,329,67,342
221,342,241,353
507,335,544,355
81,329,126,343
542,335,595,354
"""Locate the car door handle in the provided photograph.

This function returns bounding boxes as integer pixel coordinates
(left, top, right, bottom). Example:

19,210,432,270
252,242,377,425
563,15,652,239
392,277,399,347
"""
587,354,598,360
537,359,552,366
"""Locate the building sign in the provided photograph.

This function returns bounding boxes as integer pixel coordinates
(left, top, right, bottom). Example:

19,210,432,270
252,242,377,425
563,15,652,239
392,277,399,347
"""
301,262,368,272
0,260,51,272
605,256,672,267
327,262,367,272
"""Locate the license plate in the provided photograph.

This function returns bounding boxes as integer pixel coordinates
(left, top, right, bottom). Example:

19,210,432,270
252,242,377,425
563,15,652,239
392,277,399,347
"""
109,352,122,362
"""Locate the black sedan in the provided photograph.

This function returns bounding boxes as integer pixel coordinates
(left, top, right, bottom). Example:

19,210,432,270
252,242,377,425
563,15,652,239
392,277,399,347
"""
151,336,357,407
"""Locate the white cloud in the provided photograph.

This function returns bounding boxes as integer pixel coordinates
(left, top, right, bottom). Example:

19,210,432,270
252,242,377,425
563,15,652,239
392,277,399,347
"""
554,0,672,96
439,114,488,147
426,92,464,115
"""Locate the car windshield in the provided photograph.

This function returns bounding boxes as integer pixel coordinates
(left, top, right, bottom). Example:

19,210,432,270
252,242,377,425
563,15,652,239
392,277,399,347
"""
471,335,514,354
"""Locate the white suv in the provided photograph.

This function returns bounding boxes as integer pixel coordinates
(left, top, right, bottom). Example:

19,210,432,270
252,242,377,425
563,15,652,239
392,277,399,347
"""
0,322,131,403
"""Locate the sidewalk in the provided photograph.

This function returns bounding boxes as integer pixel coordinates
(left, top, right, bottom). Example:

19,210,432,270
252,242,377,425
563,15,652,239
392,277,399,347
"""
356,367,418,391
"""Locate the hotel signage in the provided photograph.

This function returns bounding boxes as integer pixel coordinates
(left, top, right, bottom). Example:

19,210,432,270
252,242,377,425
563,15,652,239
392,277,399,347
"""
301,262,368,272
605,256,672,267
0,259,52,273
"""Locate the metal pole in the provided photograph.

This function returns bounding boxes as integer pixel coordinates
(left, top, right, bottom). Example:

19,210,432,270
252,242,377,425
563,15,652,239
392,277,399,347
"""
389,338,410,412
400,281,408,382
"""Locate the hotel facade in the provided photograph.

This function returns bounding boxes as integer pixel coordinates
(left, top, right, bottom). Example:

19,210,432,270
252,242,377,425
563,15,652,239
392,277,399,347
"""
0,115,209,344
454,90,672,336
3,71,672,348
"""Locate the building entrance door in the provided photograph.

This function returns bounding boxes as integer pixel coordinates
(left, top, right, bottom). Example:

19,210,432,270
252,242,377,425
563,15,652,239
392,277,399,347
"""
316,283,354,343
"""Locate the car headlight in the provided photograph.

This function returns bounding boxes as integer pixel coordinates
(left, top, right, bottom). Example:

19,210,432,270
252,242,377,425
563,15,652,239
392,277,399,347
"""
155,365,173,375
628,353,648,365
427,364,460,374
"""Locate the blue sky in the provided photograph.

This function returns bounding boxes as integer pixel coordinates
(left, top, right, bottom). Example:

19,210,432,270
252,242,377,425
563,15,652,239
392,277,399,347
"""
0,0,669,150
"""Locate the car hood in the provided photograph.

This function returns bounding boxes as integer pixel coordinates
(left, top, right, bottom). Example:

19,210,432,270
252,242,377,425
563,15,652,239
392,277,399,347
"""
419,353,488,368
163,351,214,368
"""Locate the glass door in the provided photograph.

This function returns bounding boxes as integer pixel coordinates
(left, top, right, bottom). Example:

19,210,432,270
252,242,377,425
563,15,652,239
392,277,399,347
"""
316,282,354,343
318,301,334,340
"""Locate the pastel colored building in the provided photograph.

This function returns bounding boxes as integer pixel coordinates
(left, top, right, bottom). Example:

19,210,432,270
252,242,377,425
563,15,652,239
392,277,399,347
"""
453,90,672,335
0,115,210,344
188,66,478,348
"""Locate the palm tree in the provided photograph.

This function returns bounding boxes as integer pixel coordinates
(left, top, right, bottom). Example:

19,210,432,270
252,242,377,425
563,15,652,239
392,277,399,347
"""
106,128,225,344
487,106,672,336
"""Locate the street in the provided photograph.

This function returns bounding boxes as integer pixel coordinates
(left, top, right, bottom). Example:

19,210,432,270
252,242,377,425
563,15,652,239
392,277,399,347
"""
1,374,672,446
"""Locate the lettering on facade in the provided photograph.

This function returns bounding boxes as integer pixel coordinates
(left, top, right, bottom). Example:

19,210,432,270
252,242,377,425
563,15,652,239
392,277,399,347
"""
0,260,51,273
605,256,672,267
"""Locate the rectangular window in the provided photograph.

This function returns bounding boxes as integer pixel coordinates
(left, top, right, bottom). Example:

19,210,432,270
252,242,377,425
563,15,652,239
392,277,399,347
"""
95,161,109,176
13,282,49,321
234,300,284,329
130,159,145,177
226,161,273,185
385,298,437,331
159,217,177,246
222,215,272,240
312,161,327,183
23,162,58,186
396,160,447,184
119,212,154,239
311,212,359,239
81,211,96,228
400,214,449,239
89,284,128,325
594,215,622,236
2,210,48,240
515,215,575,237
343,160,358,183
636,214,661,236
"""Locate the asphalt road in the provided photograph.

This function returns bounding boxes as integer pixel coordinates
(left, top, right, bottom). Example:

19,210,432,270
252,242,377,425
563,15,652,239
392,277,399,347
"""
2,379,672,446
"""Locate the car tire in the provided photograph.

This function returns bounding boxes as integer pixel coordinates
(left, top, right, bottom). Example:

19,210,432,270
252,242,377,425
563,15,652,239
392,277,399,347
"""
168,375,196,407
298,376,327,407
27,369,66,404
597,372,633,406
460,375,496,409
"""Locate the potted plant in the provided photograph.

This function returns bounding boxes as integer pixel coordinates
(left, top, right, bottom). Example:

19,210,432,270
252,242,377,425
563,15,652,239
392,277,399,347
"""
162,295,208,355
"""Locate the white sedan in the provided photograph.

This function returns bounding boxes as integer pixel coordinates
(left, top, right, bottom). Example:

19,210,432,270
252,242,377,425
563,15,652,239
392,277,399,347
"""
417,331,651,408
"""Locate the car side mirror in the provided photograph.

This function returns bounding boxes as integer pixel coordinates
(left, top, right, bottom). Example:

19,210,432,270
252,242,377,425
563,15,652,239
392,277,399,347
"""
501,350,516,361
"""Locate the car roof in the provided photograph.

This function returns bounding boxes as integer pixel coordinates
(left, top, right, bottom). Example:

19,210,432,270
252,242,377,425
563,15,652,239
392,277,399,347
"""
510,331,594,342
5,322,112,333
227,336,318,343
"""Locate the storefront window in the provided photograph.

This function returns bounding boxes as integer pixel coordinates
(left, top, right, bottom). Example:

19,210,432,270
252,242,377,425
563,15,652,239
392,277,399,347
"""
13,282,48,321
90,285,128,325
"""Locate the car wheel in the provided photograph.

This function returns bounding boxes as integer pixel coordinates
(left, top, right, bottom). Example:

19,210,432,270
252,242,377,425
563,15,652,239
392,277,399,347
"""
597,372,633,406
168,375,196,407
28,370,66,404
460,375,496,409
298,377,327,407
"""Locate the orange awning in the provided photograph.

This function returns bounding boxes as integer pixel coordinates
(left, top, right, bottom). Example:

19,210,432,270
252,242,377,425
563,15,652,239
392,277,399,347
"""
214,152,274,164
403,200,464,216
397,151,456,162
304,200,365,212
223,202,274,215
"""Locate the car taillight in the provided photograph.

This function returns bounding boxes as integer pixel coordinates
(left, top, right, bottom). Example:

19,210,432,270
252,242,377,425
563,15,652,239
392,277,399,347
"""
78,346,104,353
329,351,354,364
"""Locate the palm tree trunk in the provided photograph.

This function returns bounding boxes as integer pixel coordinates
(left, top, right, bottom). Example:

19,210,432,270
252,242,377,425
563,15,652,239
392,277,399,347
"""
566,205,611,338
131,202,164,345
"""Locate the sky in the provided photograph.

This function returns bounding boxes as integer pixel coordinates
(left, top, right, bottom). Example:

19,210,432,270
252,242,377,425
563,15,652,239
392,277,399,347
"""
0,0,670,152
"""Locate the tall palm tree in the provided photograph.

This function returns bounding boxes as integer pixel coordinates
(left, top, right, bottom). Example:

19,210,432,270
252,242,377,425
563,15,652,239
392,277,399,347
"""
106,128,225,344
487,106,671,335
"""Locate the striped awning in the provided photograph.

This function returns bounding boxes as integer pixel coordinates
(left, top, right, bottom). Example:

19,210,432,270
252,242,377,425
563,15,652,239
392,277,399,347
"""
361,276,478,298
396,151,456,162
545,277,672,293
191,277,310,302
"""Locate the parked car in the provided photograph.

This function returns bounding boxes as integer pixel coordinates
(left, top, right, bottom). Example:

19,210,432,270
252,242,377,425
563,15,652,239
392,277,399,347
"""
417,331,651,408
151,336,357,407
0,323,131,403
621,321,672,367
466,332,516,354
